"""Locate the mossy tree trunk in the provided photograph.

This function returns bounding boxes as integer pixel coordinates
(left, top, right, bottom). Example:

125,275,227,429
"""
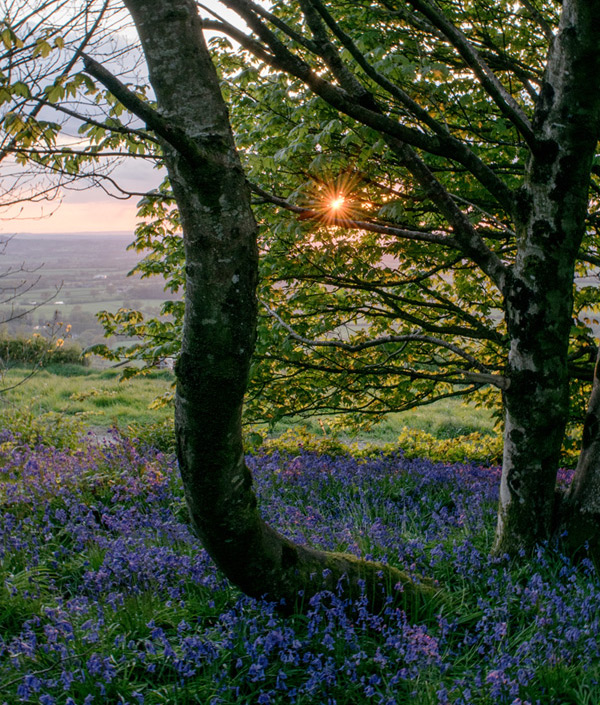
493,0,600,555
120,0,436,615
559,348,600,557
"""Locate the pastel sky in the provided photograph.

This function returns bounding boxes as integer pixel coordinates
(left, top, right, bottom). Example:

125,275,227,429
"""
1,154,161,236
1,0,240,236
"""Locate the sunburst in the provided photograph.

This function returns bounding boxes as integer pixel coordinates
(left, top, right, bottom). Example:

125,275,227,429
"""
329,195,346,212
298,171,363,225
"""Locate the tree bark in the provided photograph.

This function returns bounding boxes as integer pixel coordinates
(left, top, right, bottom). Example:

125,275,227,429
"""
558,347,600,557
494,0,600,554
121,0,438,616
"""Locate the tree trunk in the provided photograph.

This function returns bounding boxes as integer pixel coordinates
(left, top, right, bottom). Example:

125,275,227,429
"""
558,347,600,558
494,0,600,554
122,0,438,616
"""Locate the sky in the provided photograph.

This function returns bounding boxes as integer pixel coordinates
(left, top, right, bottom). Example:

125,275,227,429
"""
2,1,238,236
1,157,160,236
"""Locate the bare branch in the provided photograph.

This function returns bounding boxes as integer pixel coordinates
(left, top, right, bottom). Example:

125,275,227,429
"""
79,52,209,168
0,0,111,163
41,99,160,145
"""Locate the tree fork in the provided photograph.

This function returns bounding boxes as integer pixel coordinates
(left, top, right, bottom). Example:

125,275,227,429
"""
119,0,440,617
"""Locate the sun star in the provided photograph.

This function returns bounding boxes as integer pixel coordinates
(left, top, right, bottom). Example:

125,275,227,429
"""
329,195,345,211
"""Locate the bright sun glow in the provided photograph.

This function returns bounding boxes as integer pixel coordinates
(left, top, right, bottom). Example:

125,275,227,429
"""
298,170,365,227
329,195,346,211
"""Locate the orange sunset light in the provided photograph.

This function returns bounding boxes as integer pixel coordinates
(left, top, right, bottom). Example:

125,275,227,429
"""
329,195,346,211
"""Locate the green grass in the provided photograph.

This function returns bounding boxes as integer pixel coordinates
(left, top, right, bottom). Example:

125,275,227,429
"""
366,400,497,441
269,398,497,445
1,363,496,443
0,363,174,429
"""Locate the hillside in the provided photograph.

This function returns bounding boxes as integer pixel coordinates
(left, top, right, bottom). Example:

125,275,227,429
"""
0,232,178,348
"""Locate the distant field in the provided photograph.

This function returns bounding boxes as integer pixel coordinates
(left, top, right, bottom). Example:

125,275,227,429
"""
32,299,165,318
0,232,178,348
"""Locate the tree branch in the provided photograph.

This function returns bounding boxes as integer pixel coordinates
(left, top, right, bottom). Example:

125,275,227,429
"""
79,52,208,168
250,183,458,247
42,99,160,145
261,298,498,374
0,0,111,163
217,0,515,211
519,0,555,42
384,137,509,290
405,0,537,150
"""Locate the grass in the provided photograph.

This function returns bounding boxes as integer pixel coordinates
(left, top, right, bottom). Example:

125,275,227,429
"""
0,363,174,429
1,363,497,444
382,401,497,439
259,400,497,445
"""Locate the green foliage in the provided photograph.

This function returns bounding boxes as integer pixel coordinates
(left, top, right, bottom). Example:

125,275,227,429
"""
9,0,584,458
89,0,596,436
0,408,85,450
0,334,87,367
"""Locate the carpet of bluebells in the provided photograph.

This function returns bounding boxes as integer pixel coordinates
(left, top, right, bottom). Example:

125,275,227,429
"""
1,429,599,705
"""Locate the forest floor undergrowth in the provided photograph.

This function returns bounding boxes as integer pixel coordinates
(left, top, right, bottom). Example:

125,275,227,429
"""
0,421,598,704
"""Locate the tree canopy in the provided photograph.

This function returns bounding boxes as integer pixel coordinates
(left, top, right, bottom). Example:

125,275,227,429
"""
92,0,600,432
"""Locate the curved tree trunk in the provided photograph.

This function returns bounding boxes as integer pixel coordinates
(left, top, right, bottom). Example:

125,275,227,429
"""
493,0,600,555
121,0,438,616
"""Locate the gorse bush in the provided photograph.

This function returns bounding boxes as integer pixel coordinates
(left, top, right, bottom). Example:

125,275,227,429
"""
0,436,598,704
0,334,87,367
261,426,504,466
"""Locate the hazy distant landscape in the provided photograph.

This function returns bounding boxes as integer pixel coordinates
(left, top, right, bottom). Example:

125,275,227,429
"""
0,232,178,349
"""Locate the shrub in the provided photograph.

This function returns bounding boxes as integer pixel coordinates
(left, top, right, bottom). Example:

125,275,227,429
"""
123,417,177,454
262,426,504,465
388,428,503,465
0,334,87,367
261,425,349,457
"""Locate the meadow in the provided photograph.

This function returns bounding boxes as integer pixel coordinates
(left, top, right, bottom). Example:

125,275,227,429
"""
1,368,599,704
0,365,175,432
